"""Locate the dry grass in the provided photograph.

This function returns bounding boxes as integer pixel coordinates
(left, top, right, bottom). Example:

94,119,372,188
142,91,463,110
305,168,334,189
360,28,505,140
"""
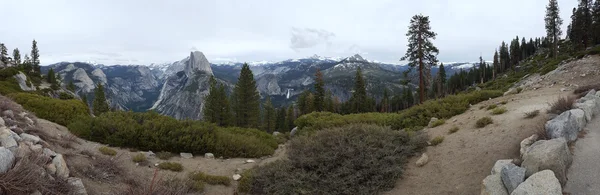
476,117,494,128
491,107,508,115
548,96,575,115
524,110,540,119
430,136,445,146
429,119,446,128
535,124,549,140
573,83,600,95
99,146,117,156
189,171,231,186
0,153,72,194
156,152,175,160
157,162,183,172
119,170,195,195
132,153,147,164
72,155,125,183
23,126,80,149
447,126,460,134
486,104,498,110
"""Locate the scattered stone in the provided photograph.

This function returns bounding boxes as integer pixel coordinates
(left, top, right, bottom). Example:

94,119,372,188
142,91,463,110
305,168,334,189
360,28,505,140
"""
30,144,43,153
273,131,281,136
2,110,14,119
428,117,439,128
491,159,513,175
31,190,42,195
452,119,457,122
481,174,509,195
52,154,70,179
290,127,298,137
43,148,57,158
500,163,526,194
415,153,429,167
135,163,139,166
145,151,156,158
0,147,15,174
560,88,567,92
8,130,21,142
521,138,572,186
233,174,242,181
519,134,538,157
20,133,41,144
180,153,193,159
0,128,18,149
545,109,586,141
511,170,562,195
68,177,89,195
580,73,586,77
205,153,215,159
154,163,159,167
246,159,256,163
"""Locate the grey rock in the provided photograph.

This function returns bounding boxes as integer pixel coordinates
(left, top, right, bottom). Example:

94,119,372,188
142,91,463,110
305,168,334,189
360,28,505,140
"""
52,154,70,179
492,159,513,175
43,148,57,158
520,134,538,157
9,129,21,142
521,138,572,186
481,174,509,195
31,190,42,195
574,101,595,122
68,177,88,195
0,127,18,148
20,133,41,144
0,117,4,127
428,117,439,128
29,144,43,153
273,131,281,136
72,68,96,93
501,163,526,194
245,159,256,163
46,163,57,175
14,72,35,91
290,127,298,137
180,152,193,159
415,153,429,167
2,110,14,119
232,174,242,181
596,91,600,97
145,151,156,157
204,153,215,159
0,147,15,174
545,109,585,141
504,88,518,96
510,170,562,195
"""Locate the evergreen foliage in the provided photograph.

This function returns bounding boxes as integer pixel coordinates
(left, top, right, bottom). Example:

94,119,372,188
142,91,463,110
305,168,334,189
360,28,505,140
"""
545,0,563,58
92,83,110,116
261,96,276,133
313,68,325,111
232,63,260,128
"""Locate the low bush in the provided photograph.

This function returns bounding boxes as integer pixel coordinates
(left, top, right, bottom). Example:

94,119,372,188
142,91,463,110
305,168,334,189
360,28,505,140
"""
573,84,600,95
99,146,117,156
68,111,278,158
156,151,175,160
58,92,74,100
500,101,508,105
0,154,72,194
430,136,445,146
476,117,494,128
295,90,503,134
8,93,88,126
516,87,523,93
548,96,575,114
486,104,497,110
524,110,540,119
158,162,183,172
119,171,195,195
132,153,147,163
430,119,445,128
448,126,459,134
242,124,427,195
237,169,255,193
189,171,231,186
491,107,507,115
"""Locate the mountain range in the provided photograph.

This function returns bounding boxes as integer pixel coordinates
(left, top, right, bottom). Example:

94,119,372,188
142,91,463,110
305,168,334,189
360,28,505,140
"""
42,52,478,120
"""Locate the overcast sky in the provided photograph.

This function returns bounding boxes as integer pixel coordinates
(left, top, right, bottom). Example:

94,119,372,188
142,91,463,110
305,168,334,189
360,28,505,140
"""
1,0,577,65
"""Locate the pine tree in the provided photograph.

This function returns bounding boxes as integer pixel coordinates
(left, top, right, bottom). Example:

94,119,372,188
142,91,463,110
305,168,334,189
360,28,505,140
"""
47,68,56,83
401,14,439,104
261,96,276,133
509,37,521,67
232,63,261,128
493,50,499,80
499,42,510,72
23,54,32,73
67,81,76,92
12,48,21,65
545,0,563,58
313,68,325,111
380,88,390,112
275,107,286,132
92,83,110,116
592,0,600,44
350,67,369,113
437,63,446,97
0,43,7,64
479,56,485,84
31,39,40,74
324,90,334,112
203,76,220,125
285,105,295,131
217,84,232,126
571,0,594,49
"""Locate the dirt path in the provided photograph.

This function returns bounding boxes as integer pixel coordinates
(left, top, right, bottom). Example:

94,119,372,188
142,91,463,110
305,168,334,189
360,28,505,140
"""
383,87,565,195
564,116,600,195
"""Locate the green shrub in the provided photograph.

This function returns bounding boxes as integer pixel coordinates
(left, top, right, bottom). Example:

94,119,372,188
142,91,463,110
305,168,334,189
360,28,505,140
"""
189,171,231,186
156,151,175,160
158,162,183,172
448,126,459,134
58,92,74,100
8,93,88,126
295,90,503,135
132,153,147,163
67,111,277,158
190,181,205,192
491,107,507,115
237,169,255,193
0,79,23,95
524,110,540,119
500,101,508,105
242,124,427,195
430,136,444,146
99,146,117,156
486,104,497,110
429,119,445,128
476,117,493,128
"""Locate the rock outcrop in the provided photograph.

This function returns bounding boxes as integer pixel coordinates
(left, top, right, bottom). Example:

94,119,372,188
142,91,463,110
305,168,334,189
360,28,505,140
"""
14,71,35,91
545,109,586,141
151,51,218,120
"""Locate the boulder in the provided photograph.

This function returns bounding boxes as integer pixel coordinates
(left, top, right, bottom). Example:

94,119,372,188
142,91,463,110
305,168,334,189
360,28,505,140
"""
20,133,41,144
204,153,215,159
15,142,32,158
273,131,281,136
596,91,600,97
180,153,193,159
427,117,439,128
510,170,562,195
574,101,594,122
481,174,509,195
245,159,256,163
68,177,88,195
0,117,4,127
46,163,57,175
290,127,298,137
0,147,15,174
232,174,242,181
9,130,21,142
519,134,538,157
30,144,43,153
492,159,513,175
501,163,526,194
415,153,429,167
52,154,70,179
545,109,585,141
586,89,597,98
521,138,571,186
2,110,14,119
0,128,18,149
43,148,57,158
504,88,518,96
144,151,156,158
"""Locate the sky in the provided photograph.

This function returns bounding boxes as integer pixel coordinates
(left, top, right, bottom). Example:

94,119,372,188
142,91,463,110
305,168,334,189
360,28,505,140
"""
1,0,578,65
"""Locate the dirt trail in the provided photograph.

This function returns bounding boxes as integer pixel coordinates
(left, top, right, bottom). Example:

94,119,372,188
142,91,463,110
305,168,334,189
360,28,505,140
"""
564,116,600,195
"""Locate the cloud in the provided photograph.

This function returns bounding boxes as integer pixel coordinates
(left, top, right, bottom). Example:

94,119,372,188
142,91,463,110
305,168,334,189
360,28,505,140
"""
289,28,336,51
